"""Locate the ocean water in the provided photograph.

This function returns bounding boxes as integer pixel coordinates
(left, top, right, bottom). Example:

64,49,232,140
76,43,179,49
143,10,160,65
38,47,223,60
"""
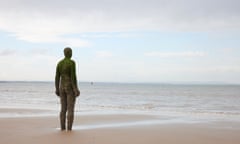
0,82,240,121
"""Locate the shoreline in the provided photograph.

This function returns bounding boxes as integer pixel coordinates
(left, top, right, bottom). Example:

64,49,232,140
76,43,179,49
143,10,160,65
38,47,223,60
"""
0,107,239,123
0,108,240,144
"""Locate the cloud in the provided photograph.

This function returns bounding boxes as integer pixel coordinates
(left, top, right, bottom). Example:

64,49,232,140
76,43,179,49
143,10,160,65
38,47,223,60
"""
79,32,142,38
29,48,50,56
61,38,91,47
0,49,17,56
0,0,240,44
10,33,91,47
145,51,206,58
95,51,113,58
0,53,58,81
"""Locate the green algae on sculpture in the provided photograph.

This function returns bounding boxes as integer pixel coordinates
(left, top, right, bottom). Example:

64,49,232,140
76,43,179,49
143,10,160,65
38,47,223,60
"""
55,47,80,131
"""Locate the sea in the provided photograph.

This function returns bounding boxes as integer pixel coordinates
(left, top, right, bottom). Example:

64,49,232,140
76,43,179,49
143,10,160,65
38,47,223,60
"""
0,82,240,122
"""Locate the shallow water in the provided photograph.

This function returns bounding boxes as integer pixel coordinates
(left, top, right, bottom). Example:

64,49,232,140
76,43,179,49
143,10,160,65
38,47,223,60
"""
0,82,239,121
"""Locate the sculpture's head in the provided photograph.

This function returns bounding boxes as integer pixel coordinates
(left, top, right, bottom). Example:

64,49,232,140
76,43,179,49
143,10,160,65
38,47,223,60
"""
64,47,72,58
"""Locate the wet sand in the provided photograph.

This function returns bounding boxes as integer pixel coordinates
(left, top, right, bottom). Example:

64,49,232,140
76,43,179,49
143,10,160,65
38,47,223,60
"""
0,109,240,144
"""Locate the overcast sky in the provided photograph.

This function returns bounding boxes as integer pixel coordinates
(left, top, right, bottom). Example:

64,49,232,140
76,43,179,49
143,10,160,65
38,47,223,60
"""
0,0,240,83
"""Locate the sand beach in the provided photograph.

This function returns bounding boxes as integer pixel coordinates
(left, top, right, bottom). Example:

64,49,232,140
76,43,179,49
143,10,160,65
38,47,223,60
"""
0,108,240,144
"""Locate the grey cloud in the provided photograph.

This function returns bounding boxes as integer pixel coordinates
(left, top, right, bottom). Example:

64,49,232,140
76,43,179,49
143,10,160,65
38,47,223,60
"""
0,0,240,42
2,0,240,18
0,49,17,56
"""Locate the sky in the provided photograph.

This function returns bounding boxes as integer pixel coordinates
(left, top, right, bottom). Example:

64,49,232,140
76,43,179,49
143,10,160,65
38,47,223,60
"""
0,0,240,83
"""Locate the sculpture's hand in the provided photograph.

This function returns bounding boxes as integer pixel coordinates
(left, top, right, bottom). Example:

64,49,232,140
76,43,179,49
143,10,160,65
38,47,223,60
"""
74,89,80,97
55,90,60,97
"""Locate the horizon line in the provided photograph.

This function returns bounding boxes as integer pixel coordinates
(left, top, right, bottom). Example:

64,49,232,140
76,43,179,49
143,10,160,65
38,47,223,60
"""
0,80,239,85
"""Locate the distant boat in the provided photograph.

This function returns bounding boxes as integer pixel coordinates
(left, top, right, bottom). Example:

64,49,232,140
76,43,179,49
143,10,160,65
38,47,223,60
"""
91,82,94,85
